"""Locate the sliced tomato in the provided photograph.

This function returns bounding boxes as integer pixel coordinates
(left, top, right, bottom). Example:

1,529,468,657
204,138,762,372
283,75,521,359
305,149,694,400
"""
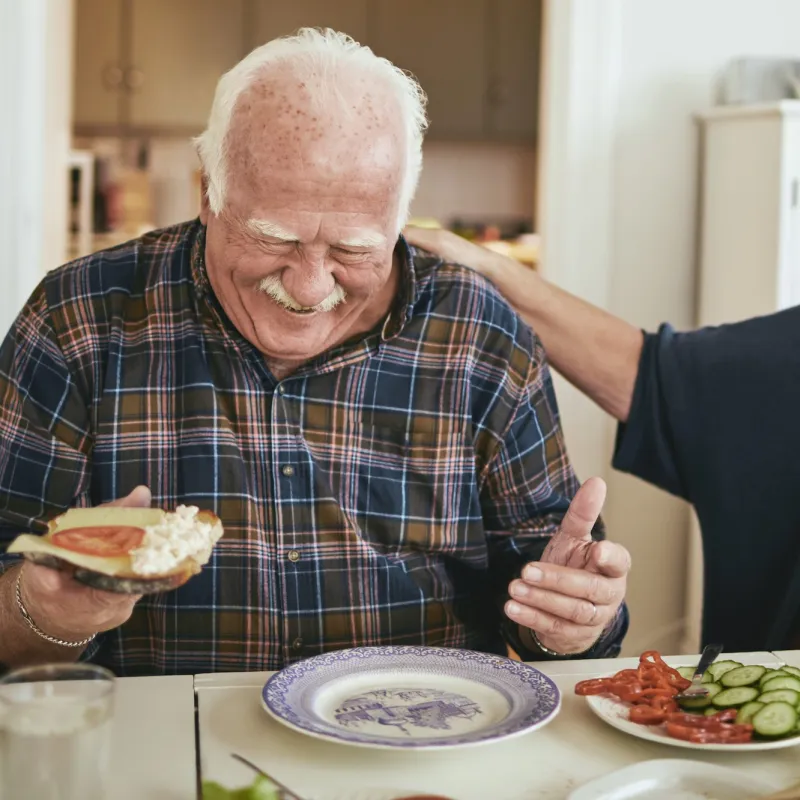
628,705,666,726
51,526,145,557
665,722,698,741
575,678,612,696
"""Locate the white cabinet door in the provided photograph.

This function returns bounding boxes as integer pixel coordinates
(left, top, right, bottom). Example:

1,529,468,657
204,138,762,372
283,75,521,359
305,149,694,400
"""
369,0,487,140
128,0,246,130
73,0,125,127
488,0,541,140
779,118,800,310
246,0,369,50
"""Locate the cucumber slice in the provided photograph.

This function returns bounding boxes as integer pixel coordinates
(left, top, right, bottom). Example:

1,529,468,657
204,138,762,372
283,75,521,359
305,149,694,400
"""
712,686,760,708
759,669,791,686
677,666,715,683
704,707,721,716
720,665,767,687
782,665,800,679
752,701,798,738
706,660,743,681
736,701,765,725
758,689,800,705
678,682,723,710
761,676,800,693
678,696,710,710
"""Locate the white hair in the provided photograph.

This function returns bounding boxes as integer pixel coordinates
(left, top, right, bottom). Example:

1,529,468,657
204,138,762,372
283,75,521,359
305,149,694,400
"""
195,27,428,232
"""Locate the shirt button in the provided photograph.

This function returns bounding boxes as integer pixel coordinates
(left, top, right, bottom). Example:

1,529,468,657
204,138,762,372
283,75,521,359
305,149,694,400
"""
277,385,285,395
281,465,295,477
291,637,304,651
287,550,300,563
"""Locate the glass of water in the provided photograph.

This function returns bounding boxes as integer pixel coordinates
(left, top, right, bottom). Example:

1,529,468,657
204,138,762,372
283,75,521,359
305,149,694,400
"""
0,663,115,800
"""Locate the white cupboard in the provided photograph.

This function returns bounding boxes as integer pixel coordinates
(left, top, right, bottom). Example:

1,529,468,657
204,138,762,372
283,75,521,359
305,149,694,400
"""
683,101,800,651
697,101,800,327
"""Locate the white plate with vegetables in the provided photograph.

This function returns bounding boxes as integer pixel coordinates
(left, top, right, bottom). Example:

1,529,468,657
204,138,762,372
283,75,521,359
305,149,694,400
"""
580,654,800,752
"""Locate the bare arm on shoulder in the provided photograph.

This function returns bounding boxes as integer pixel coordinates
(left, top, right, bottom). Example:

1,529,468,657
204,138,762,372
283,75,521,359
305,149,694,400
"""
404,227,643,422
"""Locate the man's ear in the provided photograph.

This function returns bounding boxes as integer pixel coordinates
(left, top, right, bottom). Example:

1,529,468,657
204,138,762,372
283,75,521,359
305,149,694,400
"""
198,173,211,224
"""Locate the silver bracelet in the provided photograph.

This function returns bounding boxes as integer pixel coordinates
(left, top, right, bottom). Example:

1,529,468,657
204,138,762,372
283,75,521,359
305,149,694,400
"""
529,629,571,657
15,571,96,649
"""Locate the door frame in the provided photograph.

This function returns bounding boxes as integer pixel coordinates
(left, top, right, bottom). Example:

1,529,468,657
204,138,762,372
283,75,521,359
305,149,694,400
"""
0,0,73,336
535,0,623,482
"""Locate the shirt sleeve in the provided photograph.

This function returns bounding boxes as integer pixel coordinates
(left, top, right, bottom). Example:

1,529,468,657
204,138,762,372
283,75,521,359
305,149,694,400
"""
480,337,628,660
612,319,778,503
0,284,91,570
612,324,693,499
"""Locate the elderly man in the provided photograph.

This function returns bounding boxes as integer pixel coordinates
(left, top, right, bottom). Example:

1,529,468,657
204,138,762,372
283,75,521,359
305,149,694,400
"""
0,29,630,676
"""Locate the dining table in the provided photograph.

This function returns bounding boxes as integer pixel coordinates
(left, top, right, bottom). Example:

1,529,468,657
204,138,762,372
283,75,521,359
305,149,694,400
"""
5,651,800,799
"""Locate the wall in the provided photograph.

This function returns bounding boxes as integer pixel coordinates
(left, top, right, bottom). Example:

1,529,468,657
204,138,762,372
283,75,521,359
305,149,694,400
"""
411,142,536,225
0,0,74,338
541,0,800,655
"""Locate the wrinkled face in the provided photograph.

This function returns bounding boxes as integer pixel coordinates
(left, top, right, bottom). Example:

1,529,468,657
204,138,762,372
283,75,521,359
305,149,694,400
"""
200,74,406,374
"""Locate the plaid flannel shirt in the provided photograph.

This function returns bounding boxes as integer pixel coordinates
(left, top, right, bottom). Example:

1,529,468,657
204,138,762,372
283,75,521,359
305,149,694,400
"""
0,220,627,675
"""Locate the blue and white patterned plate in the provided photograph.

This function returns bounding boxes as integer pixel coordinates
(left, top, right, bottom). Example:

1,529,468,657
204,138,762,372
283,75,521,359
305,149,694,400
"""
262,645,561,750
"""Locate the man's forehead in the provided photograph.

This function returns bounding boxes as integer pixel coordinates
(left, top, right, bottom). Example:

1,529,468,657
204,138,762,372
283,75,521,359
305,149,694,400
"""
227,71,402,158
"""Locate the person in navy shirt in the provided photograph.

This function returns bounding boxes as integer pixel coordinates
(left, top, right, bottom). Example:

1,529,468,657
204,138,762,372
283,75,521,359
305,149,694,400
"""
407,226,800,652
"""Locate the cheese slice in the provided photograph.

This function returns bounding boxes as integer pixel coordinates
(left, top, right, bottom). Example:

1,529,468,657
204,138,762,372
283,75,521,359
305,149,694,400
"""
6,533,132,576
7,506,222,580
49,506,165,532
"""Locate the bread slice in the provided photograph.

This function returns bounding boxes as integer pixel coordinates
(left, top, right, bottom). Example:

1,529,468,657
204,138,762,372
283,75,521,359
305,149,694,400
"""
6,505,223,594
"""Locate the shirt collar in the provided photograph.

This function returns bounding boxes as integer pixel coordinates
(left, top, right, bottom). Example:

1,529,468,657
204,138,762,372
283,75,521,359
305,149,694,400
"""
380,234,417,342
190,220,210,298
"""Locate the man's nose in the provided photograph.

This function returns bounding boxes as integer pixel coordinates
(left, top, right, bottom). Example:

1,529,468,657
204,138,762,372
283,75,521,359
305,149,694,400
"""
281,256,336,308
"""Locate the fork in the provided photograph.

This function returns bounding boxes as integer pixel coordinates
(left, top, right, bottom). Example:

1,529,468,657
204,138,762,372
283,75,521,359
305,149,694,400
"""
674,642,723,700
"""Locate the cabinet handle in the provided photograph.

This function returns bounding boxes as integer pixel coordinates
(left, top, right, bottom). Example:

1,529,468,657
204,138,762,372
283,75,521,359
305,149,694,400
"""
124,68,145,91
487,78,509,107
102,64,124,90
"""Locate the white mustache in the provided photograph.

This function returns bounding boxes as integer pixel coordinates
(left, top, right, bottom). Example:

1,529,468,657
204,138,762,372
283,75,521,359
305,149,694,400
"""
258,274,347,313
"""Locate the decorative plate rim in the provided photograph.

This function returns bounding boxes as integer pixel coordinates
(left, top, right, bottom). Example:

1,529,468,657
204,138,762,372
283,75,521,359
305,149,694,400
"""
261,645,561,750
585,691,800,752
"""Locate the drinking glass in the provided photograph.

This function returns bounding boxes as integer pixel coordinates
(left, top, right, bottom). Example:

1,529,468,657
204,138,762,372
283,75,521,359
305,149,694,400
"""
0,663,115,800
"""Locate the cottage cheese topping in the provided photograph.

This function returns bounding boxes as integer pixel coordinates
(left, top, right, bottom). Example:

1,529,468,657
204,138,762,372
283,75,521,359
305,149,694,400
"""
129,505,222,576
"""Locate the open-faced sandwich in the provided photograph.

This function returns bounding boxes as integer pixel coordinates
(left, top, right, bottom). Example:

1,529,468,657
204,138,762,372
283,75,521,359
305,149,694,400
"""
6,505,223,594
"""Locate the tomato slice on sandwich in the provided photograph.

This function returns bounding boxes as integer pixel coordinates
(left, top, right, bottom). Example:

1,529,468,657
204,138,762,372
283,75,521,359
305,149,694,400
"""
51,526,146,558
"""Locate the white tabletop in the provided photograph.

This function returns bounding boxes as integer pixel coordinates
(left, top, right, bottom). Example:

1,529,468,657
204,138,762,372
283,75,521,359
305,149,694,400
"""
773,651,800,668
114,674,197,799
195,652,800,800
0,673,197,799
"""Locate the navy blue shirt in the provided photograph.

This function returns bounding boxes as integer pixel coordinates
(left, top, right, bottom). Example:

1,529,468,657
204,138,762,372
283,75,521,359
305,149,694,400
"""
613,307,800,651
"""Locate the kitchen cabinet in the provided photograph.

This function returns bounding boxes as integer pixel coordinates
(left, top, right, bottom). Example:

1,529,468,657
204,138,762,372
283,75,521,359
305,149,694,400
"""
73,0,541,141
245,0,369,51
73,0,244,133
488,0,542,138
369,0,540,141
129,0,245,129
697,101,800,325
369,0,488,140
73,0,124,128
